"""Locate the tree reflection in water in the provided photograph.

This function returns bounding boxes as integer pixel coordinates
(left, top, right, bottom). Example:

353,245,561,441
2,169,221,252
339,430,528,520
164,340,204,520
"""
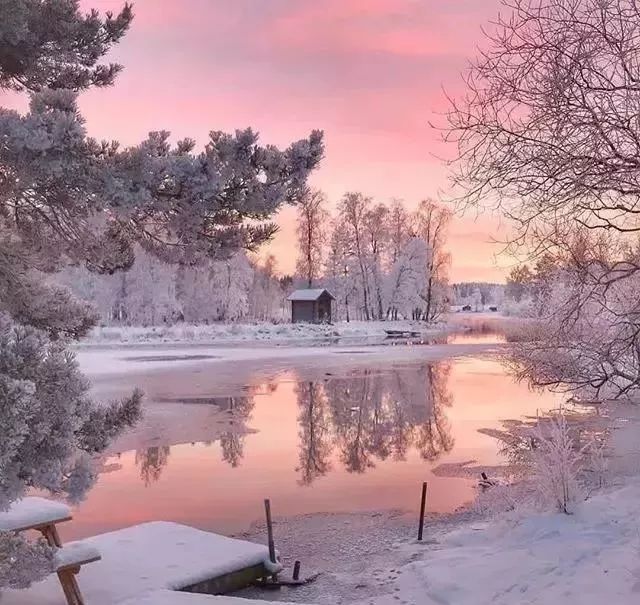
134,446,171,485
295,381,333,485
131,363,453,485
297,361,455,483
133,394,256,482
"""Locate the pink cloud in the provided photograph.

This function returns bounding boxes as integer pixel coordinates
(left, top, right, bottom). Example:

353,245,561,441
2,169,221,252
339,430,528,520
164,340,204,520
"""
54,1,507,281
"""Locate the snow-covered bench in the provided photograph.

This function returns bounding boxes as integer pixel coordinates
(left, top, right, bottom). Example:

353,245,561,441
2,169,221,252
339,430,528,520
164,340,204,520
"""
54,543,102,605
1,497,101,605
0,497,72,547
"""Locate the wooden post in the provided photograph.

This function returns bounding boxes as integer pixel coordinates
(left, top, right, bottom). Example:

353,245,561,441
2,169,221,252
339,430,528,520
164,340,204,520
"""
264,499,276,565
293,560,301,581
417,482,427,541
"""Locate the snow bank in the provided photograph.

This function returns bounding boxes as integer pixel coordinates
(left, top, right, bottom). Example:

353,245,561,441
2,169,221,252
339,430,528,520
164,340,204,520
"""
0,497,70,531
2,522,279,605
358,481,640,605
83,320,448,346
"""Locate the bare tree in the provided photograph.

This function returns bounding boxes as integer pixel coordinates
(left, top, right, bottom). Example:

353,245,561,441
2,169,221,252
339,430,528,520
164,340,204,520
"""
447,0,640,395
338,192,374,319
414,200,452,322
364,203,390,319
447,0,640,254
296,188,329,288
388,199,410,265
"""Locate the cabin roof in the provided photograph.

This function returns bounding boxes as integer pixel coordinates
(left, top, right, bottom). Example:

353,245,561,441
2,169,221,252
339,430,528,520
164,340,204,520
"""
287,288,335,302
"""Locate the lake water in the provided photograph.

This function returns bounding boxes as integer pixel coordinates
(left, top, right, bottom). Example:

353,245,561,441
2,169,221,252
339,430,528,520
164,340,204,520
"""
60,353,561,542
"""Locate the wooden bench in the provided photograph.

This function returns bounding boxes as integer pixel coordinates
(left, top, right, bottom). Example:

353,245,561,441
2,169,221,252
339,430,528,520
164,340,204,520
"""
55,543,102,605
1,497,101,604
0,496,72,547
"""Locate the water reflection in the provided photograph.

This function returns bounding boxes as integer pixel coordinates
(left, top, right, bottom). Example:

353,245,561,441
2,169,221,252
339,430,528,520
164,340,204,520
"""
62,357,564,539
132,363,454,486
135,446,171,485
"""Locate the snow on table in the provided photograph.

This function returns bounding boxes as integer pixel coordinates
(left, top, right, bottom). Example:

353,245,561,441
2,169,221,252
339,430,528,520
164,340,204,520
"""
2,521,279,605
117,589,307,605
0,497,71,532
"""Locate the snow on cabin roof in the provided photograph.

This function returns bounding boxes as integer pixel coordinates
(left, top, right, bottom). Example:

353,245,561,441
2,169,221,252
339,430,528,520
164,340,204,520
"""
287,288,335,301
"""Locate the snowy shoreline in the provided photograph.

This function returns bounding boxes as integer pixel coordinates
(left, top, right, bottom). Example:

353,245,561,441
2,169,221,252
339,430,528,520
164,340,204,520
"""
79,320,455,348
235,474,640,605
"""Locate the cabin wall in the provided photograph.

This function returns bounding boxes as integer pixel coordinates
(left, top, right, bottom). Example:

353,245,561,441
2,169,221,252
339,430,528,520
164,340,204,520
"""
316,298,332,323
291,301,315,323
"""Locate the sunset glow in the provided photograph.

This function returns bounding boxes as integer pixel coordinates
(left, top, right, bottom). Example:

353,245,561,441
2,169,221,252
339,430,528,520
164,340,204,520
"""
64,0,509,281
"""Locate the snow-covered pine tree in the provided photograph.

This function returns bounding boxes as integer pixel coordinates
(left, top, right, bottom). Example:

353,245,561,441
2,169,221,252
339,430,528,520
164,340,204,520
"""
0,0,322,589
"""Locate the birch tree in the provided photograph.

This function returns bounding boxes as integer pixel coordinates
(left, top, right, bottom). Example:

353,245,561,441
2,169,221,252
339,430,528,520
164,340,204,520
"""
295,188,329,288
414,200,452,322
338,192,374,320
364,203,389,319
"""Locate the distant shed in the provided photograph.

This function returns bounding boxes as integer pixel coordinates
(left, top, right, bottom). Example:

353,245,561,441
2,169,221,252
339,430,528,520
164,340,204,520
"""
287,288,335,324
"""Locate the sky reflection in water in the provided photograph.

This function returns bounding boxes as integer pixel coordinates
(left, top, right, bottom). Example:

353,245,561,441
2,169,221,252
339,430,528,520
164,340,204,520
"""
61,357,560,540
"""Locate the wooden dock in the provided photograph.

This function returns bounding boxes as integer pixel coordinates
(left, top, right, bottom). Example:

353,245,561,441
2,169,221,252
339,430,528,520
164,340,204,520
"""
118,589,307,604
2,522,282,605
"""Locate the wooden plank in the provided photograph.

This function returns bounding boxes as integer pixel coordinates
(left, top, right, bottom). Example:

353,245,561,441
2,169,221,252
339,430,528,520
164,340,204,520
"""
8,516,72,534
180,562,271,595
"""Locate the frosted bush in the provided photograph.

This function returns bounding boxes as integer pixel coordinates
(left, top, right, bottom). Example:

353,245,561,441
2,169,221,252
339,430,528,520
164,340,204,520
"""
530,415,585,514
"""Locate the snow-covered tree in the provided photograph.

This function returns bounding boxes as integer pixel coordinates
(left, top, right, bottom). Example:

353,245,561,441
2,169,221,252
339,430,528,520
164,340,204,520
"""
0,0,322,589
325,220,357,321
0,314,141,586
386,237,429,320
387,199,410,265
338,192,374,320
295,188,329,288
414,199,451,322
363,203,390,319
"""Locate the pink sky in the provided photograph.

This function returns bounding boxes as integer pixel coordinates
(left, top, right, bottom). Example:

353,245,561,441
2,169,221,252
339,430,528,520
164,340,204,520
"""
7,0,515,282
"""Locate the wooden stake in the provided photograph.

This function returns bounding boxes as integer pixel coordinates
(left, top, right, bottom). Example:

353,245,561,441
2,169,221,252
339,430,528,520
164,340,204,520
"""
293,560,301,581
264,498,276,565
417,482,427,541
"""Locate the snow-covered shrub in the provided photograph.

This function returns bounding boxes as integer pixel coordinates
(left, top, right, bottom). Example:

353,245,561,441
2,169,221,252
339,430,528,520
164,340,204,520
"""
530,415,584,514
481,411,607,515
501,296,535,318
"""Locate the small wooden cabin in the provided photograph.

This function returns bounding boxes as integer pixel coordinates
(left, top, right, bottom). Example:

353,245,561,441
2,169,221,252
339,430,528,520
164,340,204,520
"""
288,288,335,324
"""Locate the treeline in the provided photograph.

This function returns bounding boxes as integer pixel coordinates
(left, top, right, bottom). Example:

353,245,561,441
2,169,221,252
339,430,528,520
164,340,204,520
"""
58,192,455,326
56,251,291,326
297,191,452,322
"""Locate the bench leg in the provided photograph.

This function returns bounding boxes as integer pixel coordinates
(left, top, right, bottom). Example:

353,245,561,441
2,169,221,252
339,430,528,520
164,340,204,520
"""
40,524,63,547
57,570,77,605
57,567,85,605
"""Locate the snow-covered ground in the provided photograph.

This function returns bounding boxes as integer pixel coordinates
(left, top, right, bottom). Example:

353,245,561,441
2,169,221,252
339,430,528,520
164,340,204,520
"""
354,480,640,605
233,404,640,605
83,320,452,347
233,481,640,605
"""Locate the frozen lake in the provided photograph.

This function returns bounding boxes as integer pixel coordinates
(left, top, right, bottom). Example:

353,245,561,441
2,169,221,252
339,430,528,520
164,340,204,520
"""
61,340,562,542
